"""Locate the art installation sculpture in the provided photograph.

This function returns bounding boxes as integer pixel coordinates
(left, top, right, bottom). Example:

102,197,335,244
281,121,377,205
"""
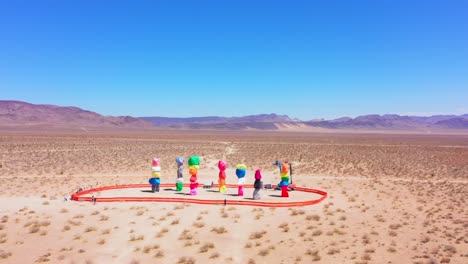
218,160,227,193
188,156,200,195
175,157,184,192
280,162,290,197
149,157,161,193
253,169,263,200
73,156,328,207
235,164,247,196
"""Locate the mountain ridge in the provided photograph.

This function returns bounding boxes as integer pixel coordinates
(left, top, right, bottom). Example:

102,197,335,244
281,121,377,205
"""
1,100,467,131
305,114,468,130
140,113,294,126
0,100,154,129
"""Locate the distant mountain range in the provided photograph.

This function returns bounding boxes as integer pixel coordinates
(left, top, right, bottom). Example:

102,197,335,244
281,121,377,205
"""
0,100,153,130
305,114,468,130
142,113,468,130
140,114,297,130
1,100,467,131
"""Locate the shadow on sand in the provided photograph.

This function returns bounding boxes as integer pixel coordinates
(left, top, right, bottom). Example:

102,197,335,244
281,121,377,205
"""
269,194,283,198
140,190,156,193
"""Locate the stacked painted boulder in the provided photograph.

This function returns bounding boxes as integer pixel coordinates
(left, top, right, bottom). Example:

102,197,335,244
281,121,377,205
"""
218,160,227,193
188,156,200,195
175,157,185,192
280,162,290,197
235,164,247,196
149,157,161,193
253,169,263,200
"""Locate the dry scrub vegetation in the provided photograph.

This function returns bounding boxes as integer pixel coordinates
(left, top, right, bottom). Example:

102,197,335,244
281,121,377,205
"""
0,132,467,263
1,133,467,183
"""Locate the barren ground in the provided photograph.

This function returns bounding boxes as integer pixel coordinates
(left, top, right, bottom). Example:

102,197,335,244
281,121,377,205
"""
0,131,467,264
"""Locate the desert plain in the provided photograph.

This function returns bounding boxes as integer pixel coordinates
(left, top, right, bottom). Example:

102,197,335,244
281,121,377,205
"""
0,131,467,264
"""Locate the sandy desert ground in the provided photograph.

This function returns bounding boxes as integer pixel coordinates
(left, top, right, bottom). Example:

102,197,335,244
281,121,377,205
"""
0,131,467,264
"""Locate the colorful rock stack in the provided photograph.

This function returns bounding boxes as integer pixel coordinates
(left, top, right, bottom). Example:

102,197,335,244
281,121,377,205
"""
175,157,185,192
280,162,290,197
235,164,247,196
188,156,200,195
253,169,263,200
149,157,161,193
218,160,227,193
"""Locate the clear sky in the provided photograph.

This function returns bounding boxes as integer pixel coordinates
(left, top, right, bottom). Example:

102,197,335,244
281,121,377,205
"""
1,0,467,120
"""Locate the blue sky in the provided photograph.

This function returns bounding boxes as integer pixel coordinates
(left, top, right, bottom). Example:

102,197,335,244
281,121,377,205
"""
1,0,467,120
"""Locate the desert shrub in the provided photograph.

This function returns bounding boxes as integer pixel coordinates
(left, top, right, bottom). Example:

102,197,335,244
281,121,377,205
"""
362,234,371,244
178,230,193,240
85,226,97,233
278,223,289,232
258,248,269,256
129,235,144,241
143,244,159,254
154,250,164,258
156,227,169,238
361,253,371,261
174,205,184,210
193,222,205,228
306,214,320,221
312,230,322,236
444,245,456,254
249,230,266,239
199,242,214,253
36,253,51,262
211,226,227,234
421,236,430,243
29,226,40,233
327,248,340,255
177,256,196,264
67,220,82,226
290,209,305,216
